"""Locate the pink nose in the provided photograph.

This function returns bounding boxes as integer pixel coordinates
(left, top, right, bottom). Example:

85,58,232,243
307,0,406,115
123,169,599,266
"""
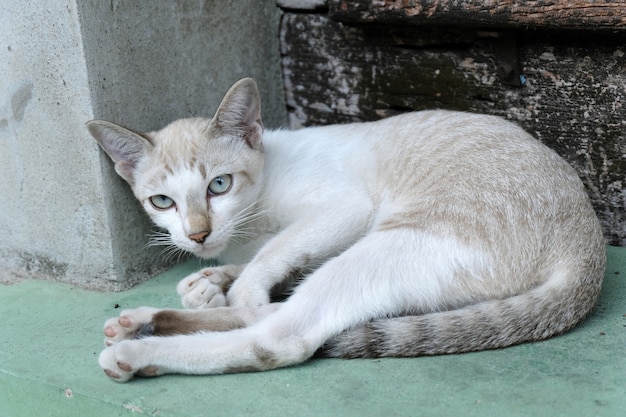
188,231,209,243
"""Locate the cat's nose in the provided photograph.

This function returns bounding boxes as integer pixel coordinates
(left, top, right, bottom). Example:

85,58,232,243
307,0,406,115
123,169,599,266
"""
188,231,209,243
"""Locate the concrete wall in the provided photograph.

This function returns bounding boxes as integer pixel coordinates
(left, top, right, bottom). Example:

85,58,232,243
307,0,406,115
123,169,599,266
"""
0,0,286,290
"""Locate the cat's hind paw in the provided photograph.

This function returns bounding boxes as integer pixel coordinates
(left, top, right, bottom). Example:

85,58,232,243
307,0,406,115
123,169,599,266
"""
99,340,162,383
176,267,231,309
103,306,159,346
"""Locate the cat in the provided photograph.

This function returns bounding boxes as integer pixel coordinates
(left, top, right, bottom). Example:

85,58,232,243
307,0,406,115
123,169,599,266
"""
87,77,605,382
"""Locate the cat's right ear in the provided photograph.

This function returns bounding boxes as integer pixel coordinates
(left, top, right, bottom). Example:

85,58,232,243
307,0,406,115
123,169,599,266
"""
86,120,153,186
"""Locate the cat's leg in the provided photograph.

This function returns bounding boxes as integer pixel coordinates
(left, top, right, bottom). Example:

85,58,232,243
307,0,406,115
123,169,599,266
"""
103,304,280,346
227,197,374,307
100,229,477,382
99,326,310,381
176,264,245,308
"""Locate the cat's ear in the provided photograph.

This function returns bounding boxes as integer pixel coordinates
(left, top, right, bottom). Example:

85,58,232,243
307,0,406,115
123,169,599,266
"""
210,78,264,149
86,120,153,186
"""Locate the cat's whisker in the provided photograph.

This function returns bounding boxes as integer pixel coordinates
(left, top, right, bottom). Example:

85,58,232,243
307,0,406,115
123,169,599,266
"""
224,200,271,244
230,228,257,238
229,231,257,246
232,201,265,223
161,245,187,265
145,230,174,247
143,229,191,264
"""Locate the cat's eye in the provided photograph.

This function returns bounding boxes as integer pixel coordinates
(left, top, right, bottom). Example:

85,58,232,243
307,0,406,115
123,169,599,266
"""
149,194,175,210
208,175,232,195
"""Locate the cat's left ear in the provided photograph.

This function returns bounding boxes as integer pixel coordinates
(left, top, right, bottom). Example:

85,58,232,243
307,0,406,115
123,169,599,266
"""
210,78,264,150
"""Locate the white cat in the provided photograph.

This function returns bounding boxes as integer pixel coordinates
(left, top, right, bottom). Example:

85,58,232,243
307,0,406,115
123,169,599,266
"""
87,78,605,382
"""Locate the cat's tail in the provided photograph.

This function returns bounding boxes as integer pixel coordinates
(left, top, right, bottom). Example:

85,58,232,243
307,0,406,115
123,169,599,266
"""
321,261,605,358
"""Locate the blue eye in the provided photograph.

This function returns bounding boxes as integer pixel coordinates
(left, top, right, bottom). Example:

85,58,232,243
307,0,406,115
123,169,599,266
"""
149,195,175,210
208,175,232,195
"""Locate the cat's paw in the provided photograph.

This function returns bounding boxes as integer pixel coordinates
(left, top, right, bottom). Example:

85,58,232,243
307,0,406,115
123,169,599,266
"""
103,307,159,347
99,340,162,383
176,267,230,309
226,280,270,307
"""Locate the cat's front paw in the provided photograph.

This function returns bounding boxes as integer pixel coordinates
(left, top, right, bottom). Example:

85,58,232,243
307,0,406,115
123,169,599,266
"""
99,340,162,383
176,267,231,308
226,280,270,307
103,307,159,346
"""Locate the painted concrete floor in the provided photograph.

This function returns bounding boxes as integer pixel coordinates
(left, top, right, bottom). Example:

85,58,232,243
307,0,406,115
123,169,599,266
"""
1,246,624,417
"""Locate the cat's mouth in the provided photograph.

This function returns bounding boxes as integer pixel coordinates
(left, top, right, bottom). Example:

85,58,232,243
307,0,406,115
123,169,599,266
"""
186,237,229,260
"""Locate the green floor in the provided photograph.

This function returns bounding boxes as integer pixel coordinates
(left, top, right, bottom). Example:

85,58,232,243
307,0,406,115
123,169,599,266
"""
1,247,624,417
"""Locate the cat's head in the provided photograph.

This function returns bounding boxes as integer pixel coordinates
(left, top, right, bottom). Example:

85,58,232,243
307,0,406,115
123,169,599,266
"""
87,78,265,259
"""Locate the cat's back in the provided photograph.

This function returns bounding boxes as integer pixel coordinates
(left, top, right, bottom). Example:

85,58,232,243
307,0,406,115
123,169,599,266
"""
268,110,592,217
369,110,584,199
368,110,602,266
371,110,553,171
